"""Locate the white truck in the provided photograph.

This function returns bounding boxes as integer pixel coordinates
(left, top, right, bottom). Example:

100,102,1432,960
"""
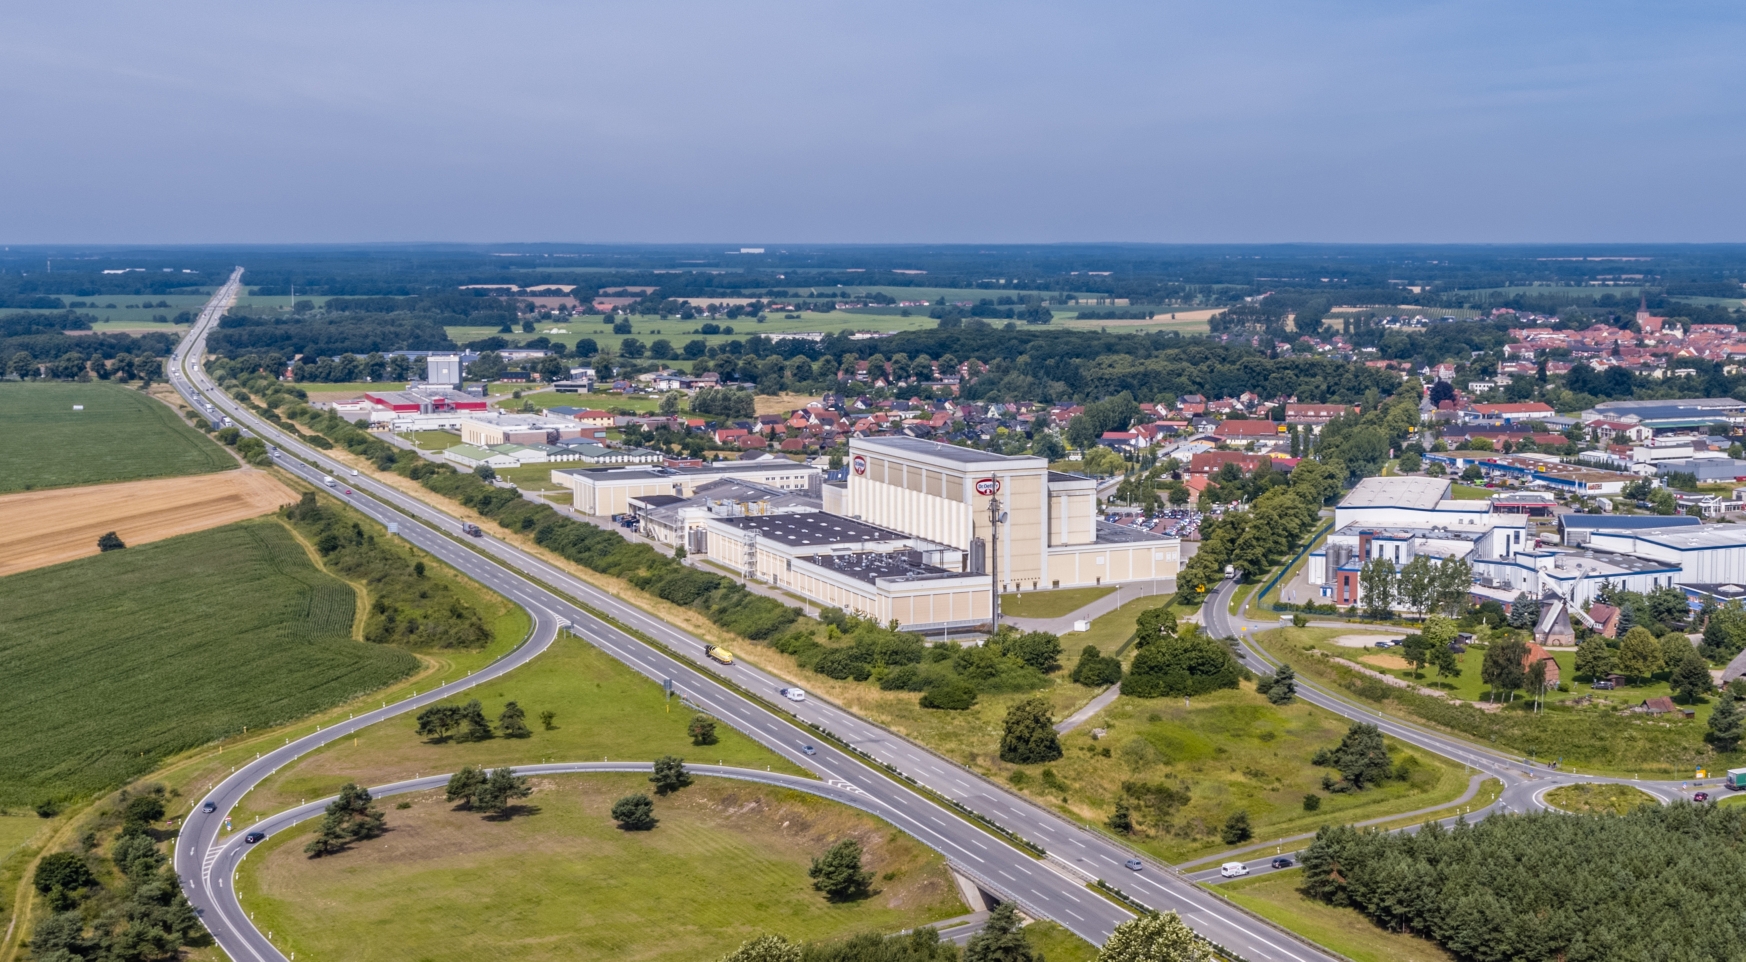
322,475,337,488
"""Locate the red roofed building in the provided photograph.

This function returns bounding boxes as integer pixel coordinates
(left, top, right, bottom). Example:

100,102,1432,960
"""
1468,402,1555,424
1188,451,1269,476
1284,403,1351,426
1213,420,1286,441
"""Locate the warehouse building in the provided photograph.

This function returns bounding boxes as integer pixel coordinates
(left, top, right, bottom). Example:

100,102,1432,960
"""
552,458,821,518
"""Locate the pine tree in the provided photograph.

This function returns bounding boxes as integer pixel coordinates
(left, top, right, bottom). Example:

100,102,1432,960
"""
688,714,718,746
1108,801,1134,835
962,903,1037,962
445,766,486,807
1265,664,1297,704
1708,694,1743,752
473,766,532,814
304,783,386,856
611,793,656,830
808,839,873,902
650,755,692,795
1673,652,1715,703
1222,810,1253,844
498,701,531,738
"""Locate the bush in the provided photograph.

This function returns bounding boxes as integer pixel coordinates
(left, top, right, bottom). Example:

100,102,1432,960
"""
919,679,977,710
611,793,656,830
1122,627,1244,698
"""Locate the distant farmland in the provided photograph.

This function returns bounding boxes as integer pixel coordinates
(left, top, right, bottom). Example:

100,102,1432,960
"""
0,382,235,493
0,518,417,808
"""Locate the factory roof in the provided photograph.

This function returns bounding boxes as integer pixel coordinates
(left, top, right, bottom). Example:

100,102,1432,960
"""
1093,521,1170,544
854,436,1042,467
803,550,973,586
1558,514,1703,531
1340,476,1452,511
719,512,907,548
1593,397,1745,415
1623,526,1746,551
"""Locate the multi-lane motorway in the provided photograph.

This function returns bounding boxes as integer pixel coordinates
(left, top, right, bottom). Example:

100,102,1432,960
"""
169,272,1345,962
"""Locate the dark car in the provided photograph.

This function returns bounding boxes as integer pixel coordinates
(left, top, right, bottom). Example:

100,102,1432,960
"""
1695,792,1711,802
1271,857,1294,869
243,831,266,844
801,745,817,756
1124,858,1144,871
201,801,217,814
1593,680,1616,690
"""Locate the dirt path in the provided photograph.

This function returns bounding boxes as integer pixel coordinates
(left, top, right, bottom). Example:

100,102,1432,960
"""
0,470,297,577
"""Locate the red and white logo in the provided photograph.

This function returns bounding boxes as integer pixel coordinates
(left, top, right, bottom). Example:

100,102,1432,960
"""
851,455,867,475
974,477,1000,496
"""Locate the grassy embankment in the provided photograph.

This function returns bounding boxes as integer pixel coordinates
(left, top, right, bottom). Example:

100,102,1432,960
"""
1544,783,1660,815
999,586,1114,620
1218,870,1455,962
236,773,965,962
1252,626,1726,776
0,381,234,493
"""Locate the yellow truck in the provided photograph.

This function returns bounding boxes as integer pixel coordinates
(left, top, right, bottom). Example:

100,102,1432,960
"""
705,644,734,665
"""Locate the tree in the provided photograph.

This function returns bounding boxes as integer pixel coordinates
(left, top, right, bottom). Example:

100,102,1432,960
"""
459,699,492,740
809,838,873,902
719,934,802,962
1262,664,1296,704
1672,652,1714,703
999,698,1063,764
1399,634,1430,676
539,709,557,730
498,701,530,738
611,793,657,830
1508,592,1540,629
475,465,497,482
96,531,126,552
1617,626,1666,682
1429,645,1460,680
650,754,692,795
121,794,166,836
689,714,718,745
1708,693,1743,752
1703,601,1746,661
33,852,96,897
445,765,486,807
473,766,533,814
962,903,1036,962
1660,632,1696,677
1006,630,1063,673
1331,723,1393,790
1396,556,1437,618
1123,628,1243,698
305,782,386,856
1398,451,1422,473
1359,557,1395,618
1221,810,1253,844
1482,637,1528,702
1108,801,1134,835
1095,911,1212,962
1575,633,1615,680
1070,644,1124,686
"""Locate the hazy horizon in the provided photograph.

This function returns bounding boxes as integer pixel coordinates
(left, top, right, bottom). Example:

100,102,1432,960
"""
3,1,1742,245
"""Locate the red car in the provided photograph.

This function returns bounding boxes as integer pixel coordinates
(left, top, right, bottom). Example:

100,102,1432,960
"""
1694,792,1711,802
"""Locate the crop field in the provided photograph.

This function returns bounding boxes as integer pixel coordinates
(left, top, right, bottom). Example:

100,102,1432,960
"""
0,381,236,493
237,772,964,962
0,517,418,809
0,470,296,577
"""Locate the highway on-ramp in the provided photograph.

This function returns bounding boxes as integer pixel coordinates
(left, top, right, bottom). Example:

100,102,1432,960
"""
168,273,1347,962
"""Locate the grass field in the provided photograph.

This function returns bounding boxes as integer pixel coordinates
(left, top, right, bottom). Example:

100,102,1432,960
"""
227,633,800,828
237,772,964,962
1450,484,1492,499
0,382,235,493
0,292,213,326
0,517,419,809
1020,921,1098,962
1000,586,1114,620
1218,870,1455,962
0,815,42,863
1545,783,1659,815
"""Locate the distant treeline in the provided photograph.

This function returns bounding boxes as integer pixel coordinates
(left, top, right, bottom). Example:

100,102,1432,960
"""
2,312,172,380
208,313,456,358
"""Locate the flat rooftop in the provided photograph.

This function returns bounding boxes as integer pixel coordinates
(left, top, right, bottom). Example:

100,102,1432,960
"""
1618,526,1746,550
1340,476,1452,511
1594,397,1745,415
803,550,969,586
1558,514,1702,531
721,512,907,548
855,436,1041,467
1093,521,1170,544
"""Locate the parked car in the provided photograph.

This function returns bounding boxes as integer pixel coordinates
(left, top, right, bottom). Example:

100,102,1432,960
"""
1593,680,1616,690
201,801,217,814
243,831,266,844
1374,640,1394,649
1124,858,1144,871
1219,862,1250,878
1270,857,1294,870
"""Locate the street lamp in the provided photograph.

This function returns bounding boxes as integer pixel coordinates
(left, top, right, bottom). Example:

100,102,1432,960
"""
988,483,1006,634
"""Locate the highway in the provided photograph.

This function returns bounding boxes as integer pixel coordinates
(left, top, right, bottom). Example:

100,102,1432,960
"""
168,272,1349,962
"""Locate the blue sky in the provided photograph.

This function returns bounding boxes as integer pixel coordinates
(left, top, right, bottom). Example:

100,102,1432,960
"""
1,1,1741,243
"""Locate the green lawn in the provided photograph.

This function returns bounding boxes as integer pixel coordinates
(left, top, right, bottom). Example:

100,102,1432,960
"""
1000,586,1114,620
1545,783,1659,815
0,518,419,809
1021,921,1098,962
1450,484,1491,500
237,772,965,962
227,632,801,828
1217,870,1455,962
0,382,235,493
401,429,460,450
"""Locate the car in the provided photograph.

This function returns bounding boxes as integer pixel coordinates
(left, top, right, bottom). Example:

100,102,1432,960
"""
1695,792,1711,802
201,801,217,814
1592,680,1616,690
1270,857,1294,870
1219,862,1250,878
243,831,266,844
1124,858,1144,871
801,745,817,756
1374,640,1394,649
782,687,806,703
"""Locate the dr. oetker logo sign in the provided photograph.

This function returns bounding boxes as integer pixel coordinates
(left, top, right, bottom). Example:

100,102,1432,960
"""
974,477,1000,496
851,455,867,475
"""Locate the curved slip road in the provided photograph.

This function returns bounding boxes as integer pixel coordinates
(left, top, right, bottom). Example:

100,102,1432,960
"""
168,273,1347,962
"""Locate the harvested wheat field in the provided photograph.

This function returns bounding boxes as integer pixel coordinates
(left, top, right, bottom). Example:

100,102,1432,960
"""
0,470,297,576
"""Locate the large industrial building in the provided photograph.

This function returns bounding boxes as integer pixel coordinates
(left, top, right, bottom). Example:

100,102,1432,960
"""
552,458,822,518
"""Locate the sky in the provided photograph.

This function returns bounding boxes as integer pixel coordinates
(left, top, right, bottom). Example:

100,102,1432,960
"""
1,1,1743,244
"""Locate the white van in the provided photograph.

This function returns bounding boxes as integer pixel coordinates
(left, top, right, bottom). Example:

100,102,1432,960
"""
782,688,806,703
1219,862,1250,878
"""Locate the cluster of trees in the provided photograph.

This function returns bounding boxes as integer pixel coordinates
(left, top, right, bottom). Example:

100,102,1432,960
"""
208,311,456,358
690,387,757,418
1122,620,1246,698
283,490,492,650
1174,457,1342,605
1574,626,1713,699
1356,555,1475,620
305,782,388,856
1309,723,1408,792
2,313,174,382
1299,803,1746,961
773,617,1061,711
444,766,533,816
29,786,203,962
416,698,535,741
610,756,695,831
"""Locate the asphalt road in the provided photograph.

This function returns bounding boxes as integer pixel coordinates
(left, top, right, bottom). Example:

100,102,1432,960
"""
167,273,1347,962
